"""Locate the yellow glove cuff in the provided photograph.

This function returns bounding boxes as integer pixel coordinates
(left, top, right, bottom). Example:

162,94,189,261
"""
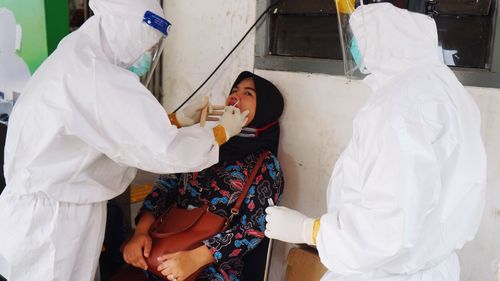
312,218,321,245
168,113,181,128
212,125,228,146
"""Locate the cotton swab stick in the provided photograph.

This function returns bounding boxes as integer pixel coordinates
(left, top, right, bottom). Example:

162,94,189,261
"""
199,104,209,127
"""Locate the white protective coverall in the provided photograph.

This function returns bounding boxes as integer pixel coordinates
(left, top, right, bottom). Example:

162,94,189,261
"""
0,0,220,280
318,4,486,281
265,3,486,281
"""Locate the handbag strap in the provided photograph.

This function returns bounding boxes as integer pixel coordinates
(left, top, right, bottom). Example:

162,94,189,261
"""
226,151,271,225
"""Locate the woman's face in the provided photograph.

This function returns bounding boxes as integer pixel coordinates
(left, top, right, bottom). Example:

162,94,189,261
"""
226,77,256,126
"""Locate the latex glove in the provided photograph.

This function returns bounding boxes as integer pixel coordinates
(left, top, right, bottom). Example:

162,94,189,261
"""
219,106,249,139
176,96,209,127
265,206,315,245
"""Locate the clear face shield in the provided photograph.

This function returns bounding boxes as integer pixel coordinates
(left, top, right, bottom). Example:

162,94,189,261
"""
335,0,370,79
128,11,171,87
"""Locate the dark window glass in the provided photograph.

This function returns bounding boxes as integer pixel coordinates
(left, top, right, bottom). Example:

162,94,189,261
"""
270,14,342,59
268,0,495,69
435,15,492,68
269,0,340,59
429,0,494,68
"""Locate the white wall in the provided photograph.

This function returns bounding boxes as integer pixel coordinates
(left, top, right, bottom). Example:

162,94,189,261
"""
162,0,255,112
162,1,500,280
461,87,500,281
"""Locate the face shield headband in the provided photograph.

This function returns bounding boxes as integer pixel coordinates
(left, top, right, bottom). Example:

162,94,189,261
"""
128,10,171,86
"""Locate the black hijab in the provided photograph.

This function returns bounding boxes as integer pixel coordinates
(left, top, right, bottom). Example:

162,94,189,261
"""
219,71,284,162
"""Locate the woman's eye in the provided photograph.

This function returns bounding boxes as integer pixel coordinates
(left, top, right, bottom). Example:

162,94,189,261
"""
245,91,254,96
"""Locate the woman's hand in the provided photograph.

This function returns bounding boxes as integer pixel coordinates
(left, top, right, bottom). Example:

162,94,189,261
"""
157,245,215,281
123,212,155,270
123,232,152,270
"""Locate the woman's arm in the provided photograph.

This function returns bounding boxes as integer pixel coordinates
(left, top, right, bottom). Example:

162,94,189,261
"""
135,173,181,222
123,212,155,270
134,212,155,235
124,174,182,270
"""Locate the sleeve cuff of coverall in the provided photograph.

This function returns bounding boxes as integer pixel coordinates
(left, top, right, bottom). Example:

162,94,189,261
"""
302,218,316,245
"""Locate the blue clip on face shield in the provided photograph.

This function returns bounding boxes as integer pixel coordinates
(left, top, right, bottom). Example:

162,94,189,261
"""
143,10,171,37
130,10,171,86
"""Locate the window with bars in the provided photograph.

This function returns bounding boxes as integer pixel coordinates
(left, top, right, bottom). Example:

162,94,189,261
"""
256,0,500,87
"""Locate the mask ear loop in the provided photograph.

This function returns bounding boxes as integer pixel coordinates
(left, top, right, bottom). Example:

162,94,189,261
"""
238,120,279,138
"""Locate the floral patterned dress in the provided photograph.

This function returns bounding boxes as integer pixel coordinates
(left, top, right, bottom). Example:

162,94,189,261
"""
137,150,284,281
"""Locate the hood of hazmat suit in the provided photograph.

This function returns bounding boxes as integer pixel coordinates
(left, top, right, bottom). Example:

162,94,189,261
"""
2,0,219,204
317,3,486,281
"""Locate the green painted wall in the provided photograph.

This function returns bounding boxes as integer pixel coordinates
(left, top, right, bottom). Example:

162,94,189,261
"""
44,0,69,54
0,0,69,73
0,0,47,73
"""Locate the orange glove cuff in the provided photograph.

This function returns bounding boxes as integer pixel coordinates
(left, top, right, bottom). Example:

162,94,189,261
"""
312,218,321,245
168,113,181,128
212,125,228,146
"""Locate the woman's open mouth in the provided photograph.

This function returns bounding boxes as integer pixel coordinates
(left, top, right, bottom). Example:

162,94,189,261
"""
228,99,240,108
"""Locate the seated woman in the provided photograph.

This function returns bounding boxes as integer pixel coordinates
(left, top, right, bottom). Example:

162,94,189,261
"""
123,71,285,281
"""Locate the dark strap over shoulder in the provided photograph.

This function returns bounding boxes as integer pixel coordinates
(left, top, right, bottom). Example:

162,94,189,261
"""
230,151,271,217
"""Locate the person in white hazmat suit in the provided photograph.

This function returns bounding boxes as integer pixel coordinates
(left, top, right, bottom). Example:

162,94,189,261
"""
0,8,31,102
265,3,486,281
0,0,248,280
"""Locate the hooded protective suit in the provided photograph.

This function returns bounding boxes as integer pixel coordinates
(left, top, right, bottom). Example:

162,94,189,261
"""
265,3,486,281
317,4,486,281
0,0,219,280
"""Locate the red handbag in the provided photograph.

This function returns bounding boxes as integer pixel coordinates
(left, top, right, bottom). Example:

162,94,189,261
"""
145,151,270,280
